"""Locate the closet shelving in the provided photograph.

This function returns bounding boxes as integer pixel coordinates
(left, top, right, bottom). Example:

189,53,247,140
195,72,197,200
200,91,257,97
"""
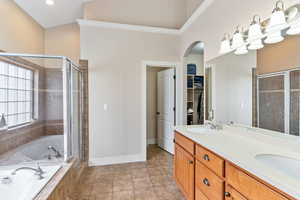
187,73,204,125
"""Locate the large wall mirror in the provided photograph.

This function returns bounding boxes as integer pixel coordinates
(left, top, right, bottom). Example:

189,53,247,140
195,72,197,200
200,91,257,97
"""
206,34,300,136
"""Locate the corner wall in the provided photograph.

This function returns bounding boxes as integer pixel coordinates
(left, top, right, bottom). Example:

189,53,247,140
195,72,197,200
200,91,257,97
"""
0,0,44,54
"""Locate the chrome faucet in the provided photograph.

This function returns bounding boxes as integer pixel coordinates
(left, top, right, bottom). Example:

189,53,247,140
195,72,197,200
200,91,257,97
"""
48,146,62,158
205,121,223,130
11,164,45,180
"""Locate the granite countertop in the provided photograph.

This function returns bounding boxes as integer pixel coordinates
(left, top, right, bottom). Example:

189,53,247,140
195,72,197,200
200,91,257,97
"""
175,124,300,199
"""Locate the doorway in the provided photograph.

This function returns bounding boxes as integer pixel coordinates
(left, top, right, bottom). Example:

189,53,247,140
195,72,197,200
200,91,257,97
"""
141,61,183,161
147,66,175,154
183,42,205,125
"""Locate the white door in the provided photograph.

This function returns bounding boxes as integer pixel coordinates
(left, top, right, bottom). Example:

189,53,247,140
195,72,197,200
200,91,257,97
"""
157,68,175,154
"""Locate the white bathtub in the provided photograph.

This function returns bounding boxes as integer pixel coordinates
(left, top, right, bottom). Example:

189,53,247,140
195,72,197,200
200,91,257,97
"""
0,135,64,166
0,164,61,200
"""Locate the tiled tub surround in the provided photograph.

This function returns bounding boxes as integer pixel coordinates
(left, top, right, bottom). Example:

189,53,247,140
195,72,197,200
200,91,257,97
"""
0,164,61,200
175,125,300,199
0,135,63,166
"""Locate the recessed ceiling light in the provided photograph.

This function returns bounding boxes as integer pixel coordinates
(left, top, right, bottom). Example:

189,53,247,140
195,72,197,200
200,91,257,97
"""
46,0,54,6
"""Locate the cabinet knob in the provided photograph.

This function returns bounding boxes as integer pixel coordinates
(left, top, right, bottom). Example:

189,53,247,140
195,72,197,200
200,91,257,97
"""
203,154,210,161
203,178,210,186
189,160,194,164
225,192,231,197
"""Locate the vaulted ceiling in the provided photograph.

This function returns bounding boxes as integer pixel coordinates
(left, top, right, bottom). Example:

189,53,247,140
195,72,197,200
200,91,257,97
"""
14,0,88,28
14,0,204,29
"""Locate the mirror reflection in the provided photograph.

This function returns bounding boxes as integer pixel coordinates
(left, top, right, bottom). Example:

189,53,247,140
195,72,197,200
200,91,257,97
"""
206,35,300,136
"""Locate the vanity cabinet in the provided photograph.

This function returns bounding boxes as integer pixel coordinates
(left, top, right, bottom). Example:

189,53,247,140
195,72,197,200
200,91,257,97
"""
174,131,295,200
225,185,247,200
174,144,195,200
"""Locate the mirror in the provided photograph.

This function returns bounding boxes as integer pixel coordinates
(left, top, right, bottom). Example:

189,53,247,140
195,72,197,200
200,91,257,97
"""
205,34,300,136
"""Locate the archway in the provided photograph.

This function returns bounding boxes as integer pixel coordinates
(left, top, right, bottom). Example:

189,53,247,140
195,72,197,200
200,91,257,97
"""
182,41,205,125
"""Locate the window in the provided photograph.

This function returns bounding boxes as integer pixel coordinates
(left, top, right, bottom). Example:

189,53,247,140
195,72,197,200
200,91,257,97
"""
0,61,34,128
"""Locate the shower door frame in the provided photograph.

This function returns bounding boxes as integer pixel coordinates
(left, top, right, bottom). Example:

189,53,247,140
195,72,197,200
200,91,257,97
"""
62,57,84,162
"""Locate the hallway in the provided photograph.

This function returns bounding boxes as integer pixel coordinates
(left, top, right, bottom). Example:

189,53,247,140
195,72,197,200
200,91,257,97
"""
72,145,184,200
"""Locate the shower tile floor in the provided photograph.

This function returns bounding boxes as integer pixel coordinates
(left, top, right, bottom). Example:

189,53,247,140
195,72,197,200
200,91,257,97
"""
72,145,185,200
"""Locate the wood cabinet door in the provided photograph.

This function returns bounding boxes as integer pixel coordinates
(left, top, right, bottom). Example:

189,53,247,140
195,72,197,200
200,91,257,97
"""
174,144,194,200
225,185,248,200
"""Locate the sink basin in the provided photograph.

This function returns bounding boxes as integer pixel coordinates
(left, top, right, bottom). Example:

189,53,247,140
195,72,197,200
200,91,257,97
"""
187,127,210,134
255,154,300,180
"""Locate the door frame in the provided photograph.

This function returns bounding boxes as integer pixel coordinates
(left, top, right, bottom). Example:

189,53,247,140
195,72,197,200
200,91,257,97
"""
141,61,183,160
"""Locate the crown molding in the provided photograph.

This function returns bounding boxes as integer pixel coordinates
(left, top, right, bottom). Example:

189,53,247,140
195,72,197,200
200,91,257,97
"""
77,19,181,35
77,0,214,35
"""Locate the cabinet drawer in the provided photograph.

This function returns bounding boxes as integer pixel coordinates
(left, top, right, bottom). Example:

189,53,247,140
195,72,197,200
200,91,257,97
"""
226,163,289,200
196,144,224,177
175,132,194,155
195,187,209,200
195,160,224,200
225,185,247,200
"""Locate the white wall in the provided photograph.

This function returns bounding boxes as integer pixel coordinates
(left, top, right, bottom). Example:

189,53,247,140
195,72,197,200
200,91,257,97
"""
208,51,256,125
181,0,299,62
80,25,180,165
45,23,80,65
83,0,187,29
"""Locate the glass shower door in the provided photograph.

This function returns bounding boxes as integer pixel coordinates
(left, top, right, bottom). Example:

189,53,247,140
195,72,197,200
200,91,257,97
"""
63,59,83,161
290,70,300,136
258,74,285,133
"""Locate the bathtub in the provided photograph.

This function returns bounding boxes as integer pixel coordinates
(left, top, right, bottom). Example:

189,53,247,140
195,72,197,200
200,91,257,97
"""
0,164,61,200
0,135,64,166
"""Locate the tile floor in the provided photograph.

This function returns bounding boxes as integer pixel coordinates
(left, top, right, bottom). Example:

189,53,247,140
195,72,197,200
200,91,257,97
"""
72,145,185,200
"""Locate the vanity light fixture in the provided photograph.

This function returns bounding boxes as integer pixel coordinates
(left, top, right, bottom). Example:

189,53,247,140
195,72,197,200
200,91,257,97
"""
287,8,300,35
248,15,264,50
231,26,245,49
219,34,231,54
235,45,248,55
46,0,54,5
266,1,287,33
264,31,284,44
219,1,300,55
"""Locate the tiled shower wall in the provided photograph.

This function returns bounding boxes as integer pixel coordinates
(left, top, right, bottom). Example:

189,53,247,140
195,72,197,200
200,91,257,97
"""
44,68,64,135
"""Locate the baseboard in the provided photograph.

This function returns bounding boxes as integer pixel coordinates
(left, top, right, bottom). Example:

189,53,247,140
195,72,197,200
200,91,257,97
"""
147,138,157,145
89,153,145,166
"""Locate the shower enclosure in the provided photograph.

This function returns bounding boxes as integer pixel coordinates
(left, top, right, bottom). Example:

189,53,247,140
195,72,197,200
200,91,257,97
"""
0,52,83,163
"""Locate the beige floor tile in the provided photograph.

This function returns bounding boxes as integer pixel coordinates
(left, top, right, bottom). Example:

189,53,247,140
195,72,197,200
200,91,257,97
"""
90,192,113,200
112,190,134,200
76,145,183,200
113,180,134,192
133,177,152,189
134,189,159,200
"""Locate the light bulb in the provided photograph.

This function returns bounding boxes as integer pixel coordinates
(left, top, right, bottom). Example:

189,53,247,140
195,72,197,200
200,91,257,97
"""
265,31,284,44
219,34,231,54
46,0,54,5
235,45,248,55
266,1,287,33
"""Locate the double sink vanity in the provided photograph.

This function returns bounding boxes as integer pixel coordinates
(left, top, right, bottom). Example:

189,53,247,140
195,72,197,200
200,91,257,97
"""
174,125,300,200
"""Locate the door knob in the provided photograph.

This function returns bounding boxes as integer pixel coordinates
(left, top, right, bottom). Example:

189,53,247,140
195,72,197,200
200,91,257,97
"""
203,178,210,186
156,112,160,115
189,160,194,164
225,192,231,197
203,154,210,161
